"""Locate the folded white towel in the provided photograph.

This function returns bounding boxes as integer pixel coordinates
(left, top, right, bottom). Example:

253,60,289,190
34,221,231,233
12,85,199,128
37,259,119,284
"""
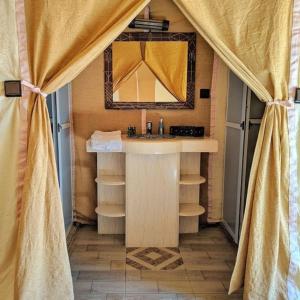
90,130,122,152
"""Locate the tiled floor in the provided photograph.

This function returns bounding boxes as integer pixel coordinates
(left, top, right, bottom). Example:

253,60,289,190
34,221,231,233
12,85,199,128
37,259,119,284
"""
70,225,243,300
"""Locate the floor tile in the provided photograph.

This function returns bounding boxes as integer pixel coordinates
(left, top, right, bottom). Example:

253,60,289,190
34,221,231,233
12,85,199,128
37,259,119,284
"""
141,271,188,281
190,245,235,253
73,245,88,252
98,251,126,260
190,281,226,294
75,294,107,300
125,294,177,300
73,281,92,294
202,271,232,281
71,258,111,271
71,251,99,259
126,281,159,293
78,271,125,281
176,294,196,300
92,281,125,294
112,260,126,270
180,251,210,261
206,252,236,260
88,245,126,252
194,294,242,300
107,294,126,300
158,281,193,294
179,236,215,245
184,259,230,271
185,271,204,281
126,270,142,281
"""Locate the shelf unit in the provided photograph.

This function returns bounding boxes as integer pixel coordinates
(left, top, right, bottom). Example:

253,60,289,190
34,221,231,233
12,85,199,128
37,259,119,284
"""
94,152,206,235
95,175,125,186
179,203,205,216
95,153,126,234
180,174,206,185
95,204,125,217
179,153,206,233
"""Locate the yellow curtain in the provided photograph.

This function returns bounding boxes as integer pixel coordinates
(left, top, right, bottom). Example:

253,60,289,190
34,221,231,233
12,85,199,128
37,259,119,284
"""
0,1,21,299
113,41,143,91
173,0,298,299
13,1,150,299
145,41,188,101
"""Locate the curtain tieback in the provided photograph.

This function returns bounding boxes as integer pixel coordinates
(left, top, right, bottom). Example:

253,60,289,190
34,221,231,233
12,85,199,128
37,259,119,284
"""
21,80,48,98
266,99,294,109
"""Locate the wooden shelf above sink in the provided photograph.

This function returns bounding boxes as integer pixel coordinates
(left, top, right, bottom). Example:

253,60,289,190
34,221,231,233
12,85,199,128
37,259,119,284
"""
179,203,205,217
180,174,206,185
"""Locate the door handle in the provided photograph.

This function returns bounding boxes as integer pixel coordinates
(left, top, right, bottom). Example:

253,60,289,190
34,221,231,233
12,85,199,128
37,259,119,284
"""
57,122,70,132
240,121,245,130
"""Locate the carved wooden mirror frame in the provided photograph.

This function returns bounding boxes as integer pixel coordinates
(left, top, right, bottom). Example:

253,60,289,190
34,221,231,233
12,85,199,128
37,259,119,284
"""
104,32,196,109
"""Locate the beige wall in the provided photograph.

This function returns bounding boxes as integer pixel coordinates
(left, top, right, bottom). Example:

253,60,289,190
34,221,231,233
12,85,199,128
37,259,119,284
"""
72,0,214,223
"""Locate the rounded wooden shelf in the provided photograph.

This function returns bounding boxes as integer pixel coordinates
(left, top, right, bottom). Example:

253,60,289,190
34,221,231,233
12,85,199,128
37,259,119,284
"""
179,203,205,217
95,204,125,217
95,175,125,186
180,174,206,185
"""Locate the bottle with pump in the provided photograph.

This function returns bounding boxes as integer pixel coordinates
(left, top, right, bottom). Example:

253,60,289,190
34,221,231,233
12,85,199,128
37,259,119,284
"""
158,117,164,136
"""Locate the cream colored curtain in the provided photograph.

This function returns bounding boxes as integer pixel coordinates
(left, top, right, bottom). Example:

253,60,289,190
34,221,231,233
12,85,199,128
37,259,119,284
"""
0,1,21,299
173,0,298,299
12,1,150,299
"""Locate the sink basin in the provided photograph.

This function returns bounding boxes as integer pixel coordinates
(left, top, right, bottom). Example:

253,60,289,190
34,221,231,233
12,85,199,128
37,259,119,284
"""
128,134,176,139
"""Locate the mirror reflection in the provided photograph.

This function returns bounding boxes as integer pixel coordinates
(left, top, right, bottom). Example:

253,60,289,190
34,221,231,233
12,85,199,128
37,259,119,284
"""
112,41,188,103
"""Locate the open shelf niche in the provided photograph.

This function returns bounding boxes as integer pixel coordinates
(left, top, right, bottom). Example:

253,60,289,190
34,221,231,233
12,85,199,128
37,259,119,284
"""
179,152,206,233
95,152,126,234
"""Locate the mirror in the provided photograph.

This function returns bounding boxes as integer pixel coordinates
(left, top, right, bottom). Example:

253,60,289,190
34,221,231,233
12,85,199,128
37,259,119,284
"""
104,32,196,109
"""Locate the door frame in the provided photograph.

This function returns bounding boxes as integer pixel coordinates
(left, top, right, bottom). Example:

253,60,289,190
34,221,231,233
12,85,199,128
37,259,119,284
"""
222,80,247,243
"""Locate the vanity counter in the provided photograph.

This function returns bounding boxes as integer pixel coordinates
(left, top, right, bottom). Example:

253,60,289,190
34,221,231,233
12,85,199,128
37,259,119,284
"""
87,135,218,247
87,135,218,154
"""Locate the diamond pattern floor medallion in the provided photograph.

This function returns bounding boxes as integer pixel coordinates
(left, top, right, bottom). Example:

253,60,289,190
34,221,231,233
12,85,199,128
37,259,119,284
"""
126,247,184,271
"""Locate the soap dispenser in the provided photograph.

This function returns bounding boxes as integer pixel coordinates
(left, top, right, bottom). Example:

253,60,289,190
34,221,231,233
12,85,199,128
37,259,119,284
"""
158,117,164,136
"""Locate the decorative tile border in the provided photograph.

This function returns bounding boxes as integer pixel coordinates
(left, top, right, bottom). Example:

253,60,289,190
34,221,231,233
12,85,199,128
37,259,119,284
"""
126,247,184,271
104,32,196,110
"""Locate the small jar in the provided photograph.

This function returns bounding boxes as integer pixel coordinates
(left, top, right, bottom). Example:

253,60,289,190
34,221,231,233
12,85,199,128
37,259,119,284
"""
146,121,152,135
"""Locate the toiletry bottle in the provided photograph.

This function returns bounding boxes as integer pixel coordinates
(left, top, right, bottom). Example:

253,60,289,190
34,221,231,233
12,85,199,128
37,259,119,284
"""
158,117,164,136
146,121,152,135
